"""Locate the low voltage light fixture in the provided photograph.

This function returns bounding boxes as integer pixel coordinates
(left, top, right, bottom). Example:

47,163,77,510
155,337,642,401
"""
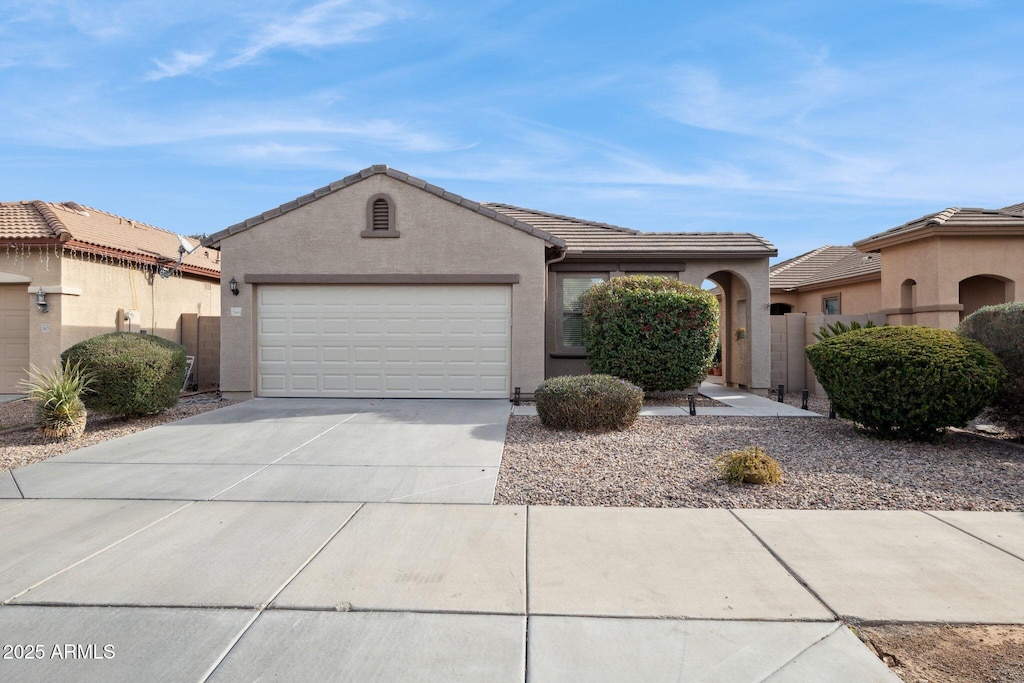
229,277,240,295
35,287,48,313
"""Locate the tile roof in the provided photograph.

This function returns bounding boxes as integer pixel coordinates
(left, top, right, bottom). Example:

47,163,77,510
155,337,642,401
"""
769,245,859,290
1001,201,1024,215
854,205,1024,251
795,250,881,289
205,165,566,249
484,204,777,257
0,201,220,278
206,165,776,257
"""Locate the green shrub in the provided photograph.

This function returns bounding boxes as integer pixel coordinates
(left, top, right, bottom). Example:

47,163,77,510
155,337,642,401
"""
806,326,1005,440
716,446,783,485
534,374,643,431
813,319,880,341
20,359,94,440
580,276,719,391
958,303,1024,427
62,333,186,417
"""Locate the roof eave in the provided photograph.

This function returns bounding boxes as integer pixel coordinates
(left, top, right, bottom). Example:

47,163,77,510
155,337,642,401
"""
793,271,882,292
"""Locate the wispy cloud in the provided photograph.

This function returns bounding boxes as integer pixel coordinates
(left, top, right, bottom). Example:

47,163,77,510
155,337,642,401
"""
145,50,212,81
224,0,405,69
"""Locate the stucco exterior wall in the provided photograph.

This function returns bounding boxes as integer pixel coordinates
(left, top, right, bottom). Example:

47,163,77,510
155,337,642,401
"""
793,279,881,316
879,236,1024,329
683,258,772,392
217,174,548,398
61,256,220,349
0,246,219,388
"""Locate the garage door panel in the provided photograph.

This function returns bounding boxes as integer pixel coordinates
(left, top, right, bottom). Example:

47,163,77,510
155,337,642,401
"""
257,285,511,398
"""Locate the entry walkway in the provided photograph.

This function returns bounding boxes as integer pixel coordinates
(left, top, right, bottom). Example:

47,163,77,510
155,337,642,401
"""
512,382,821,417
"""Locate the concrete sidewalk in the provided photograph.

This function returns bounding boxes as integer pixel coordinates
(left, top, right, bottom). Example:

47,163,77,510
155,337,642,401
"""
4,503,1023,680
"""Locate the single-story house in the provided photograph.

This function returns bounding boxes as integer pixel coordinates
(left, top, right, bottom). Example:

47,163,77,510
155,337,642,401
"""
204,165,777,400
769,202,1024,328
0,201,221,393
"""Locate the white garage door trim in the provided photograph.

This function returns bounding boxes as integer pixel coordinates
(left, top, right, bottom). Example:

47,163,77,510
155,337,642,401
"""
256,284,511,398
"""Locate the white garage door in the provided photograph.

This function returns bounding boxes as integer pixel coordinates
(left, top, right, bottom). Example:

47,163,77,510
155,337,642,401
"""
257,285,511,398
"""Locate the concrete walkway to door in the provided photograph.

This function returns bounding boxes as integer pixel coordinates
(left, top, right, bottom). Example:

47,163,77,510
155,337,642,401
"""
9,399,511,504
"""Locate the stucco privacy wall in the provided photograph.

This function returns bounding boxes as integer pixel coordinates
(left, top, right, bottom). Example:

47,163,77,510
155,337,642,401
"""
217,173,548,398
880,236,1023,329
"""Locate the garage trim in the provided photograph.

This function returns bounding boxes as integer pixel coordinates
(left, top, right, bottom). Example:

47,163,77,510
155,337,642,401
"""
245,274,521,284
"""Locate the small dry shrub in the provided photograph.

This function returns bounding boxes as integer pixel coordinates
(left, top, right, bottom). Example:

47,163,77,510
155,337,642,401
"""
534,374,643,431
716,446,783,485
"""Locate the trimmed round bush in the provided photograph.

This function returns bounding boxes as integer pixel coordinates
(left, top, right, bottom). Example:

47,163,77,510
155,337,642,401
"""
580,276,719,391
958,303,1024,427
716,446,783,485
806,326,1005,440
62,333,186,417
534,374,643,431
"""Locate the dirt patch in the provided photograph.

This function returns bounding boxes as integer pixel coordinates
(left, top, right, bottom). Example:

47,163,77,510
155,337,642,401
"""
858,624,1024,683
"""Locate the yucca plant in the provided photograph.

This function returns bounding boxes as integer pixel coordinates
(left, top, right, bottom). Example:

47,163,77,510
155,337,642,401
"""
20,360,95,440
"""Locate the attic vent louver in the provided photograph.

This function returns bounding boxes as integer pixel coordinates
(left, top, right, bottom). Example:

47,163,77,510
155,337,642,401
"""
372,198,389,231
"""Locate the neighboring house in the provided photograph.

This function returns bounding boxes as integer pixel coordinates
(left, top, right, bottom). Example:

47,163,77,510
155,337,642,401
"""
0,201,221,393
770,203,1024,327
769,246,880,317
204,165,777,400
768,202,1024,394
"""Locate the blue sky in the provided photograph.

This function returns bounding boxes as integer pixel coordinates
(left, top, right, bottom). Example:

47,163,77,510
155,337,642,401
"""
1,0,1022,260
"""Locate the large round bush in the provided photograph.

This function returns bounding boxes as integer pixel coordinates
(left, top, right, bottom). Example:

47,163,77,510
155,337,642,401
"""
958,303,1024,426
534,374,643,431
580,276,719,391
806,326,1004,440
62,333,186,417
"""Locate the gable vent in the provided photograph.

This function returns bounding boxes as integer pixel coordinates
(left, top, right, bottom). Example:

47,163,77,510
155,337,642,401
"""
372,198,390,231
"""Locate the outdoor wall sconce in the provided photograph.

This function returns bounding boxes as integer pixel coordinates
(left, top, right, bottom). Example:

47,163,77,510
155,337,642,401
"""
229,277,239,295
35,287,48,313
735,327,746,340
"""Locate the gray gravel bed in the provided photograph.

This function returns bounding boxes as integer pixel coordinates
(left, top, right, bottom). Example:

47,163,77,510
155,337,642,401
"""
495,415,1024,510
1,396,235,472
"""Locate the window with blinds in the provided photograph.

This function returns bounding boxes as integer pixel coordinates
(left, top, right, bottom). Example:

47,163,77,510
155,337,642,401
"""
561,276,606,347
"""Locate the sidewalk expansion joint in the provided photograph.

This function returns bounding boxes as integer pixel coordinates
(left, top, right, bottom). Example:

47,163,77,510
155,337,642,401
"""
728,510,840,621
922,510,1024,564
199,502,364,681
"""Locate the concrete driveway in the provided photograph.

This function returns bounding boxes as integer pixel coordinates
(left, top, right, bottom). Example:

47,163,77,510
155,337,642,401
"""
8,399,511,504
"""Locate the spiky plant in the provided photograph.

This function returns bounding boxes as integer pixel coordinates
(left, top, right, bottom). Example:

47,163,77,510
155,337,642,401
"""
20,360,94,440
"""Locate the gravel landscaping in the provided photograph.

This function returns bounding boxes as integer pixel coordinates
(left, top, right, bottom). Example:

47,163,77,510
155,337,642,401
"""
0,395,234,472
495,415,1024,510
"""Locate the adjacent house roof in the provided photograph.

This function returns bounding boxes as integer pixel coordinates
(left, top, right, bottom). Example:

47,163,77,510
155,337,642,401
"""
485,204,777,257
205,165,776,258
796,251,881,289
769,246,859,291
854,204,1024,252
0,201,220,278
204,165,566,249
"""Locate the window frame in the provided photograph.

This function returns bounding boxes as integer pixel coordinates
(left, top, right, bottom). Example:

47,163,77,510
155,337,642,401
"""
822,294,841,315
556,272,609,354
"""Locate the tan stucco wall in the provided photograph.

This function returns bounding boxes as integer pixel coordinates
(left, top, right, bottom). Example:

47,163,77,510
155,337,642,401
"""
0,246,219,386
683,259,772,392
216,174,548,398
61,256,220,349
879,236,1024,329
792,279,881,316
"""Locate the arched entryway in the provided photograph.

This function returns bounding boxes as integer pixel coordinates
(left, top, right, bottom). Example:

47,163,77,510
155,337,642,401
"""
959,275,1014,320
703,270,752,388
